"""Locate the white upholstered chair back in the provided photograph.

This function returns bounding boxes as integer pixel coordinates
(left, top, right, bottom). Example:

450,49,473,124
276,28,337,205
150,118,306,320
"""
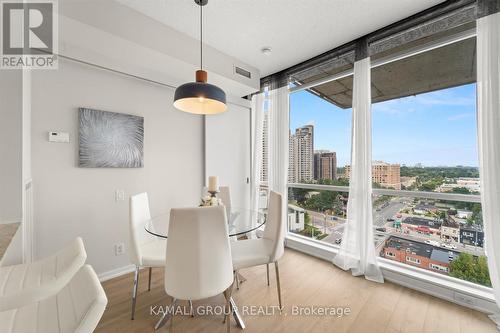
263,191,284,262
129,192,157,266
0,265,107,333
165,206,233,301
0,237,87,312
218,186,232,220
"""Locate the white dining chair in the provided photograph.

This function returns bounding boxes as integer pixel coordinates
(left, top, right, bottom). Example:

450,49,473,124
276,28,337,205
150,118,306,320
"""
230,191,284,309
218,186,232,220
129,192,166,320
0,237,87,312
0,265,107,333
155,206,234,332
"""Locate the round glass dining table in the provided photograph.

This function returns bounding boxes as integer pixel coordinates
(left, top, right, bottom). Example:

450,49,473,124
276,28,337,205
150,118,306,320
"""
144,206,266,330
144,207,266,239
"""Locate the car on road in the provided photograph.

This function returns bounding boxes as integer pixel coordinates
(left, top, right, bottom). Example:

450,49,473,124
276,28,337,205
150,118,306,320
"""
425,240,440,247
335,238,342,245
441,243,457,250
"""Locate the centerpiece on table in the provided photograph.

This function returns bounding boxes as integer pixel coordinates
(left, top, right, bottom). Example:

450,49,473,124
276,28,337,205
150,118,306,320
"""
200,176,222,207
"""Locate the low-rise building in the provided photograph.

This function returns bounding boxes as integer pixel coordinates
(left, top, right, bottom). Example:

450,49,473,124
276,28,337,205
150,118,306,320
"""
460,224,484,247
381,236,459,274
456,210,473,219
288,204,305,232
440,217,460,242
401,217,442,236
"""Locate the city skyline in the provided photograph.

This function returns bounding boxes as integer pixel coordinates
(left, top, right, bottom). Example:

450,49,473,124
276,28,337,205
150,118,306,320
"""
290,83,478,167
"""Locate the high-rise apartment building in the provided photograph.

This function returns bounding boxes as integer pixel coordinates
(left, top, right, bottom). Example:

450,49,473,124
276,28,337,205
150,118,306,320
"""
314,151,337,180
260,112,268,182
344,160,401,189
289,125,314,182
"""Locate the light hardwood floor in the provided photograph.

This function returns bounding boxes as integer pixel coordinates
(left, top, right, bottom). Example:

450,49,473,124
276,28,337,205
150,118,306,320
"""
95,249,497,333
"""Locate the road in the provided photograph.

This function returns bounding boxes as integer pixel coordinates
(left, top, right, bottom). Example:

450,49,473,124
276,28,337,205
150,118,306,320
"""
373,199,406,227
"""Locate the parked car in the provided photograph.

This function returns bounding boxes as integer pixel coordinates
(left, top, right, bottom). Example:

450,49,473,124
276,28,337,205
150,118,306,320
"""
376,227,387,232
416,226,431,234
335,238,342,245
441,243,457,250
425,240,440,247
387,218,395,222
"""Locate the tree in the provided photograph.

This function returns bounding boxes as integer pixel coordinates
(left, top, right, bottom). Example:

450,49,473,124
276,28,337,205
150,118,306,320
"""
451,187,471,195
449,253,491,287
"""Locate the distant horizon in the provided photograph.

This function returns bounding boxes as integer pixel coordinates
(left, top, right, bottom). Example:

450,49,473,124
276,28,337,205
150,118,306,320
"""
290,83,479,168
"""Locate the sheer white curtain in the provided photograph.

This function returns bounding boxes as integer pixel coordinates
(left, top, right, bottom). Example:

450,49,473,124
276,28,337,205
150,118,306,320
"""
332,57,384,283
477,10,500,327
268,86,289,228
251,92,265,213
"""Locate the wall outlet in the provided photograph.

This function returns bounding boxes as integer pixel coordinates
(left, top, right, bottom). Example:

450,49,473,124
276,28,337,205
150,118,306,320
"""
115,189,125,202
114,243,125,256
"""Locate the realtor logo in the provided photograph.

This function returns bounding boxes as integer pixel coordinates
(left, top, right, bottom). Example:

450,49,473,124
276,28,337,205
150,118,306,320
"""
1,0,58,69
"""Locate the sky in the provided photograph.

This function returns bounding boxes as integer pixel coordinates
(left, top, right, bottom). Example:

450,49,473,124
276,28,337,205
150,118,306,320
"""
290,83,478,167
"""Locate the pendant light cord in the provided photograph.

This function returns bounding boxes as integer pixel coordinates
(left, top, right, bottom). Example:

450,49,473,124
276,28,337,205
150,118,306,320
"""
200,3,203,70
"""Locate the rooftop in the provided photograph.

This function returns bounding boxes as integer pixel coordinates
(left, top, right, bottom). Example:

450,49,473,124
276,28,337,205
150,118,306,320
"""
385,236,459,263
403,217,442,228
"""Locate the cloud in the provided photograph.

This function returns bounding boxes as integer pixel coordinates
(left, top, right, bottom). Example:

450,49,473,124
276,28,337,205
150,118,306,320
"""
372,101,416,115
447,113,474,121
413,91,475,107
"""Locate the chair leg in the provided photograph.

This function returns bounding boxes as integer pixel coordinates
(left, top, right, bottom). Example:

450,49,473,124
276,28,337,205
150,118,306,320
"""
189,300,194,317
274,261,282,311
266,263,270,286
155,298,176,331
131,265,140,320
223,282,234,333
235,270,240,290
148,267,152,291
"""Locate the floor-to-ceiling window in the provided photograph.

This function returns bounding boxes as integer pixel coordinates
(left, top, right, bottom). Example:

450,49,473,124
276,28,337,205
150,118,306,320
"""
370,35,490,287
287,56,354,244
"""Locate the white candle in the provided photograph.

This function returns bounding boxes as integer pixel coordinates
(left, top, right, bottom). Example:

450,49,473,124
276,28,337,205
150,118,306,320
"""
208,176,218,192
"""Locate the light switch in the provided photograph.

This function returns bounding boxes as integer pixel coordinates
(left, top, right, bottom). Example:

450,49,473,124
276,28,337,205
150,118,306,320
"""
48,131,70,143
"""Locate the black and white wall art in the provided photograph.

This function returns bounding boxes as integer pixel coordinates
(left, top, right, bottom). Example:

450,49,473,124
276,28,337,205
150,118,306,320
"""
78,108,144,168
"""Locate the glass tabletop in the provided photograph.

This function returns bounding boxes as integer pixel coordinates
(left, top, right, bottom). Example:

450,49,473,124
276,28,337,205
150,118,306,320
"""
144,207,266,239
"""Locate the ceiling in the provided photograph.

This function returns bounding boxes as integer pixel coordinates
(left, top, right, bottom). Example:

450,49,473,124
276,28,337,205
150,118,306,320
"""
116,0,445,77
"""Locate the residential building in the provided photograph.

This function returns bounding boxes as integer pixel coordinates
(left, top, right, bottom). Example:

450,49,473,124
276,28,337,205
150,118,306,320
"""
381,236,459,274
289,125,314,182
344,160,401,189
261,112,269,182
314,151,337,180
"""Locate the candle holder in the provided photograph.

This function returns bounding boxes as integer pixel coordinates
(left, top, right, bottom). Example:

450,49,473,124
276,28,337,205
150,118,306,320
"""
208,190,219,198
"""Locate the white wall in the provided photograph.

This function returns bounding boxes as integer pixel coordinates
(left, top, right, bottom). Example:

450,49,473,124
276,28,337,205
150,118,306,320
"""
0,70,22,223
31,58,204,275
205,104,251,209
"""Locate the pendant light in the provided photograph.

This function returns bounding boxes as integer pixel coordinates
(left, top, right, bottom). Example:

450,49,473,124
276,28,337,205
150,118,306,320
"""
173,0,227,115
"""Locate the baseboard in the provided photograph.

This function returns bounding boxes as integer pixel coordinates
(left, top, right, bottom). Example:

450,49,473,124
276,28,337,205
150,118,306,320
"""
98,264,136,282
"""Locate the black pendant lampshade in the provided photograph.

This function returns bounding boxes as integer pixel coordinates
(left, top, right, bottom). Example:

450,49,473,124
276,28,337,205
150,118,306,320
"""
174,70,227,115
173,0,227,115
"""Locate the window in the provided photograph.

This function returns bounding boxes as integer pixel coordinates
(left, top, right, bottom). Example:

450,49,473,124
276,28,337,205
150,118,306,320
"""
385,251,396,258
287,72,353,245
370,34,491,288
430,263,449,273
406,256,421,265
